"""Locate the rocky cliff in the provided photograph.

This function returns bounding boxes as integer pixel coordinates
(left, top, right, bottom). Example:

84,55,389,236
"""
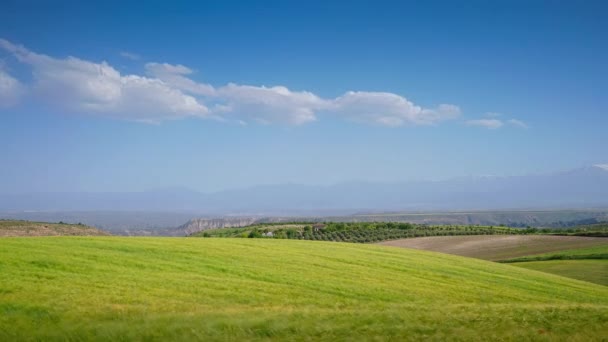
177,217,259,235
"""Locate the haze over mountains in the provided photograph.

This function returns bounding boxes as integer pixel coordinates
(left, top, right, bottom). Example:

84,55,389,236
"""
1,165,607,214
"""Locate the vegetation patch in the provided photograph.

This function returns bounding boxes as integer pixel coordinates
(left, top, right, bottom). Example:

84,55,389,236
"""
193,222,530,243
193,221,608,243
546,223,608,237
499,245,608,263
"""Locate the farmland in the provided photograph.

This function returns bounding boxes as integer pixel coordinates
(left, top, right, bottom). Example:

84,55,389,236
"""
377,234,608,286
513,260,607,286
377,235,608,261
1,237,607,340
499,245,608,285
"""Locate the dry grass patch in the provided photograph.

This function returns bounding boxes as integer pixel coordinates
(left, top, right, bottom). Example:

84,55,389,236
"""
0,220,109,237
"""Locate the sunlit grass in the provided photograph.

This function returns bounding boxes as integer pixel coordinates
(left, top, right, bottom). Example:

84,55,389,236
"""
1,237,607,340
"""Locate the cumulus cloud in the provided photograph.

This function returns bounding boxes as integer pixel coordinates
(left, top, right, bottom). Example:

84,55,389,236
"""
466,118,504,129
0,38,462,126
331,91,460,126
0,39,208,123
0,69,24,107
507,119,529,129
145,62,215,96
215,84,327,125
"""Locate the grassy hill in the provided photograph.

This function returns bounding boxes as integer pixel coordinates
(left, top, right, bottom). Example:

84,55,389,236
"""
1,237,607,340
0,220,109,237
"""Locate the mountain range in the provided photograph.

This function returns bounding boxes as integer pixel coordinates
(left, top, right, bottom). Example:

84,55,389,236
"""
1,165,607,214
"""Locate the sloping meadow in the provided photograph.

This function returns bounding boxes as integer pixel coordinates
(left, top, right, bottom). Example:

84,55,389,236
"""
1,237,607,340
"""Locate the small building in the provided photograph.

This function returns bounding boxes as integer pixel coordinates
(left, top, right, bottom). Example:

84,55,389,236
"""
312,223,326,232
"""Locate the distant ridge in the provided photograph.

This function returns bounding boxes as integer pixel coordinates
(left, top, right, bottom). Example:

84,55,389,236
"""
1,165,607,214
0,219,110,237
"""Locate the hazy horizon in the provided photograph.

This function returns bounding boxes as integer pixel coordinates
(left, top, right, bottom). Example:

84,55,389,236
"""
0,163,606,195
1,164,607,214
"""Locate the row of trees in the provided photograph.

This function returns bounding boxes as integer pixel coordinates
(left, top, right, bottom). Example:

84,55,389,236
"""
258,225,522,243
197,221,608,241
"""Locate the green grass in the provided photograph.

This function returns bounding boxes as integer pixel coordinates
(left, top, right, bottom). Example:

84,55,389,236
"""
500,245,608,286
500,245,608,263
513,260,608,286
1,237,607,340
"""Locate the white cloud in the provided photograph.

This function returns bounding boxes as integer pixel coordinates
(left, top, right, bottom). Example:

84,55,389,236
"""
0,69,24,107
0,38,462,127
145,62,215,96
215,84,326,125
330,91,461,126
0,39,208,122
466,116,529,130
119,51,140,61
507,119,529,129
466,118,504,129
211,88,459,126
594,164,608,171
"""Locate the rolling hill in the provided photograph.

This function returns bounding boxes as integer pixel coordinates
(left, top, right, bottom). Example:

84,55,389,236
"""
0,237,607,340
0,220,109,237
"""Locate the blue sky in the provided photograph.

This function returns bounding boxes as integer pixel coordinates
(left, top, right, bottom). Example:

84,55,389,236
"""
0,0,606,193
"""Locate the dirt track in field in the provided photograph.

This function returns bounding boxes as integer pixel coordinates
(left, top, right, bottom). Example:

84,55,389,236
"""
377,235,608,261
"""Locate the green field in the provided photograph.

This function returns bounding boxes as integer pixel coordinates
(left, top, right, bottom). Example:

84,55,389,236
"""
1,237,607,340
513,260,608,286
500,245,608,286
